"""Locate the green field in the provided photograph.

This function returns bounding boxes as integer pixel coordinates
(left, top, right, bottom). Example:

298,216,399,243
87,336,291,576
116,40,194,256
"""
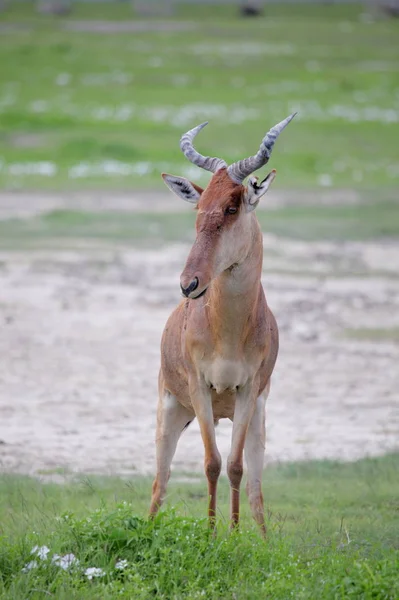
0,2,398,190
0,454,398,599
1,198,399,251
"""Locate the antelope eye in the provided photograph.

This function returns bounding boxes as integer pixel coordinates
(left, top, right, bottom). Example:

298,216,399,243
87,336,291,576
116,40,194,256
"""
225,206,237,215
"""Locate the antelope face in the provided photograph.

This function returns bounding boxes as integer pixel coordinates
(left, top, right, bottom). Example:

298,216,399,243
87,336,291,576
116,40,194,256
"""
179,170,248,298
162,168,276,299
161,114,296,299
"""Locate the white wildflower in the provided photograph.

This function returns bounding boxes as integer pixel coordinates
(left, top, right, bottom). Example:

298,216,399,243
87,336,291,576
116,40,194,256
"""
30,100,48,114
52,553,79,570
31,545,50,560
56,73,71,86
318,174,332,187
22,560,38,572
115,559,128,571
85,567,106,580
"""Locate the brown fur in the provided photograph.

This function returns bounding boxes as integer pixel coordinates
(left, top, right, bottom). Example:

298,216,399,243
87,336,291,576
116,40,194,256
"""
150,168,279,534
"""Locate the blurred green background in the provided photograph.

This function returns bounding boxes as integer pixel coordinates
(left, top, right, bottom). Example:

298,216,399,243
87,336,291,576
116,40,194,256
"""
0,1,398,193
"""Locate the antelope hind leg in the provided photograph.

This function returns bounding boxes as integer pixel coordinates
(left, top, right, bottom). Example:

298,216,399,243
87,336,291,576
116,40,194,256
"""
149,390,194,517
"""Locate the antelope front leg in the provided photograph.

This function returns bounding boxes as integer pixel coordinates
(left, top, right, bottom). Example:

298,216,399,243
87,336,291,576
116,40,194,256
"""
149,390,194,517
244,383,269,536
190,378,221,528
228,380,258,529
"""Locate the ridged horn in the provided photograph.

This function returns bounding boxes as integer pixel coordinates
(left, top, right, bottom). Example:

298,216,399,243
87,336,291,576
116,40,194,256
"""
180,122,227,173
227,113,297,183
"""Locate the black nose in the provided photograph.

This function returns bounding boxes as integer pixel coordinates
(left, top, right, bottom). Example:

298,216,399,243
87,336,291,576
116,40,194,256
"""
181,277,199,298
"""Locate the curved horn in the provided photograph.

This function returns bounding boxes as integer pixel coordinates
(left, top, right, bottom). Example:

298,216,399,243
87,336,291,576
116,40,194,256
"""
227,113,297,183
180,122,227,173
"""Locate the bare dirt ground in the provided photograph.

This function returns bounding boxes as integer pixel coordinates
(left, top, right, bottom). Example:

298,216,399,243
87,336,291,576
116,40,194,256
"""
0,191,398,479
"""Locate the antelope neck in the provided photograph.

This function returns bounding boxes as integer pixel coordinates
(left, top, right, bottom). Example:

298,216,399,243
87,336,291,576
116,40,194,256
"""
206,221,263,348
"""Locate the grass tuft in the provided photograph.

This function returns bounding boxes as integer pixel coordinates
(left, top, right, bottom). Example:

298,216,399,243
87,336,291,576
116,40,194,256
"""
0,454,398,598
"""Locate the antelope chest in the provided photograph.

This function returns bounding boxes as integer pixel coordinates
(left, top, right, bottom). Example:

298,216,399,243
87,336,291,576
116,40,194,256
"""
202,356,249,395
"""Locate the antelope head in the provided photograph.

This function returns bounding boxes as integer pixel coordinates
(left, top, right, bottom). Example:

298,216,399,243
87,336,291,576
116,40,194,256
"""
162,114,296,299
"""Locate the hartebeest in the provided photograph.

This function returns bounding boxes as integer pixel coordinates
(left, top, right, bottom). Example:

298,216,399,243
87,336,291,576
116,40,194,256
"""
149,114,296,532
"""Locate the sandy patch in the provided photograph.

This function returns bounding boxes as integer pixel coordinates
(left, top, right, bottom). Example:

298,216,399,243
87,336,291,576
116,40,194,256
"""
7,133,48,149
0,226,398,479
63,20,197,34
0,24,32,33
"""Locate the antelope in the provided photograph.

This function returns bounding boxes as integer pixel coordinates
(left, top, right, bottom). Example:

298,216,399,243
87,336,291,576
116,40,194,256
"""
149,114,296,533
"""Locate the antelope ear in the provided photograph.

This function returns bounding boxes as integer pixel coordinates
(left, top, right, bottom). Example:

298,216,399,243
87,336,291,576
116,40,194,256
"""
244,169,276,212
162,173,203,204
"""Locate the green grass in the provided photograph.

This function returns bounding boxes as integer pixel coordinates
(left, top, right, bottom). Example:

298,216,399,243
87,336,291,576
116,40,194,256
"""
0,454,398,599
0,198,398,250
0,3,399,190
